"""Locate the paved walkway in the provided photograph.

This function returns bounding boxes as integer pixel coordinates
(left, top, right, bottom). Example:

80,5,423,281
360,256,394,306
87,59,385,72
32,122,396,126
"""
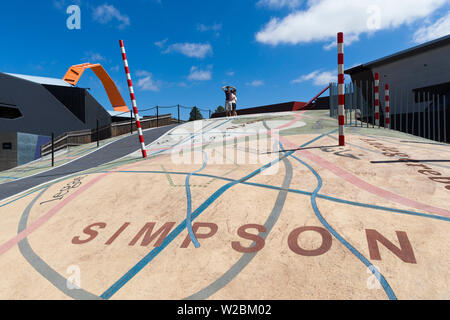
0,124,178,201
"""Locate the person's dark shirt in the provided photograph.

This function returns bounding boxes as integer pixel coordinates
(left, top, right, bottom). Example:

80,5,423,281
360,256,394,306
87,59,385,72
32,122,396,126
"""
225,90,232,101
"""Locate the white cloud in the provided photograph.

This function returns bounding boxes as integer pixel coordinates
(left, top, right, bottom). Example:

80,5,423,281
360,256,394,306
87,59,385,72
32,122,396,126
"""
110,65,120,72
93,4,130,29
226,71,235,76
292,70,335,86
197,23,222,32
154,39,168,49
136,71,160,91
163,42,212,59
413,11,450,43
83,51,106,62
257,0,302,9
188,66,212,81
246,80,264,87
256,0,448,46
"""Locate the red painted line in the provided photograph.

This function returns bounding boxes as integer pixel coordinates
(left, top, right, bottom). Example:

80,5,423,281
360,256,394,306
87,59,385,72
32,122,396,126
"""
279,136,450,218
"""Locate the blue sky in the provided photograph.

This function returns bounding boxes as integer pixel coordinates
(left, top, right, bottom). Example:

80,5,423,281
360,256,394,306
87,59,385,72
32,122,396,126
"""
0,0,449,119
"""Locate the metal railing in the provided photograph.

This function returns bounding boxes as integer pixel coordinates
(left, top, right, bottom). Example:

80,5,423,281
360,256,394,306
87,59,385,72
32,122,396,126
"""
330,82,449,143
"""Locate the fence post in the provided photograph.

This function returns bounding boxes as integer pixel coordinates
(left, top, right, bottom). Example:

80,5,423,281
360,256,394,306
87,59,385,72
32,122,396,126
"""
156,106,159,127
329,83,333,118
385,84,390,129
349,82,353,126
422,92,424,138
406,89,409,134
428,93,431,139
444,95,447,143
432,94,436,141
209,110,211,119
51,132,54,167
130,110,133,134
337,32,345,146
177,104,180,123
394,88,398,131
411,91,414,136
437,94,441,142
366,80,369,128
96,119,99,147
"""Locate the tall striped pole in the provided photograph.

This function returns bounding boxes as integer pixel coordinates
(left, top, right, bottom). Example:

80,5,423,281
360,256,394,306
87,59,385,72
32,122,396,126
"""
119,40,147,158
385,84,390,129
337,32,345,146
374,73,380,127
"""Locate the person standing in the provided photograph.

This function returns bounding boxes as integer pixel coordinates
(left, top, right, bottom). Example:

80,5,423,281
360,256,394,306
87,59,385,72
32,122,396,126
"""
222,85,235,117
231,88,238,117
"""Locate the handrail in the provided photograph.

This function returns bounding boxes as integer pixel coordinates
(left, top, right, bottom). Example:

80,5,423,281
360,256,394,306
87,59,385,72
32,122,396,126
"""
293,85,330,111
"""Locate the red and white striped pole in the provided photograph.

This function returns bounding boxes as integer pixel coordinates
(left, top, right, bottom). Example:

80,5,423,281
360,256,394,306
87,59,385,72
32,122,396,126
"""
385,84,390,129
119,40,147,158
374,73,380,127
337,32,345,146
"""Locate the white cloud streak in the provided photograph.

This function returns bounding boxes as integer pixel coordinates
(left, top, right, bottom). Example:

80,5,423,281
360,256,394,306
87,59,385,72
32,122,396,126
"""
256,0,448,46
136,71,160,91
197,23,222,32
413,11,450,43
163,42,212,59
188,66,212,81
93,4,130,29
292,70,335,86
246,80,264,87
257,0,302,9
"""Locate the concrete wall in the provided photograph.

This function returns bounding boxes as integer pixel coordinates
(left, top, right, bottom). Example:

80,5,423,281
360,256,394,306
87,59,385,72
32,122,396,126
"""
0,132,51,171
0,132,17,171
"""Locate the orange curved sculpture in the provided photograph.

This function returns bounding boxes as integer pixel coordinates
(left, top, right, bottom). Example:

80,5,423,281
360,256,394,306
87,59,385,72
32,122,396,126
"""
63,63,129,112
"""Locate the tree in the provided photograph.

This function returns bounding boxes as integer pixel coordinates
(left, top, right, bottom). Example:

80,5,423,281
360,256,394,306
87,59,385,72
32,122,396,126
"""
189,106,204,121
214,105,225,114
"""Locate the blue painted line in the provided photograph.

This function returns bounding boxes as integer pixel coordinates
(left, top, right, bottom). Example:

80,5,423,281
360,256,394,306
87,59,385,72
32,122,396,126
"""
288,152,397,300
100,129,337,299
0,188,43,208
104,170,450,222
186,151,208,248
0,176,19,180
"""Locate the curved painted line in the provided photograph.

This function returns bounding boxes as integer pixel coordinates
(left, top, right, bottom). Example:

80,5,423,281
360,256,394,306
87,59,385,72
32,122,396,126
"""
104,170,450,222
17,187,101,300
278,135,450,218
185,150,293,300
186,151,208,248
289,152,397,300
100,130,335,299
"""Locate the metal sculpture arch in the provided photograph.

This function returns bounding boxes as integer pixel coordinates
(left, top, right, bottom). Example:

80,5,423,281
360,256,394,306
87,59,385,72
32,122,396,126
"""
63,63,129,112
